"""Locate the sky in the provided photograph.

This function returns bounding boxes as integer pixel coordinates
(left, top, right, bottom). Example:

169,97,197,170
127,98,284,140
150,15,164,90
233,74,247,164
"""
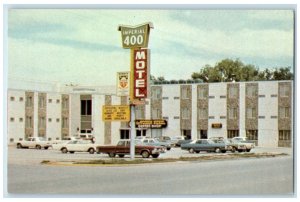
7,7,295,87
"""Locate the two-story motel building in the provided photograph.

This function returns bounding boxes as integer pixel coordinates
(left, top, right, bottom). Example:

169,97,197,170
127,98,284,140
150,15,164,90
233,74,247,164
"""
7,80,293,147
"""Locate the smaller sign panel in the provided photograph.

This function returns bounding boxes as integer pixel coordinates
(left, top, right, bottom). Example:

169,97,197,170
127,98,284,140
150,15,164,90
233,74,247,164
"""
117,72,130,96
211,123,222,128
135,119,168,129
102,105,130,121
118,22,153,49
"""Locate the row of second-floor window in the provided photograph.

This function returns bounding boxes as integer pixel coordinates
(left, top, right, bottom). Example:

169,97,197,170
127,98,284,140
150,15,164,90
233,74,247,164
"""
150,84,291,100
10,96,69,109
149,106,291,120
10,117,69,128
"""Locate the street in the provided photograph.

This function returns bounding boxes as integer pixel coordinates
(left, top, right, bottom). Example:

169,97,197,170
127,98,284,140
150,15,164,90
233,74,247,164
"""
6,146,294,196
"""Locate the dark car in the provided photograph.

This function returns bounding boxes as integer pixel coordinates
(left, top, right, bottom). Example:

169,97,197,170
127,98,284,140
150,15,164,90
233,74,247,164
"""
181,139,227,153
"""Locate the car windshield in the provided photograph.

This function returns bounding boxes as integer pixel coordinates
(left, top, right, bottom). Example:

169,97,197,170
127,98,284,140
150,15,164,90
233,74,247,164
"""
207,139,216,144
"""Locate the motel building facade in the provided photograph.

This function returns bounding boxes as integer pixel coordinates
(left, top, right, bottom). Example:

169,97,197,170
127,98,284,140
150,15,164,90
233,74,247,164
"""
7,80,293,148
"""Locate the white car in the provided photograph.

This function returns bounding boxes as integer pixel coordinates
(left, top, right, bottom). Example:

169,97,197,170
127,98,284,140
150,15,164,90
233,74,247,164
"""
58,139,97,154
16,137,52,150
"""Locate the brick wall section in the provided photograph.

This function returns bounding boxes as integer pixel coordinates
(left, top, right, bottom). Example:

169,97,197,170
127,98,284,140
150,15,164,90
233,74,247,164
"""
25,91,34,138
245,83,258,130
38,93,47,137
180,85,192,130
227,83,239,130
151,86,162,119
197,84,208,130
278,82,292,130
104,95,112,144
61,94,69,137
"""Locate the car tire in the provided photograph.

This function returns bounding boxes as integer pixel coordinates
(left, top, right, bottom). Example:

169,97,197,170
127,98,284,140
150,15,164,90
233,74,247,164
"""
88,148,95,154
215,148,221,153
70,151,75,154
189,148,195,154
152,154,159,158
36,145,42,150
118,154,125,158
108,153,116,158
17,143,22,149
195,151,200,154
246,149,251,152
141,151,150,158
61,148,68,153
167,147,171,151
231,147,236,153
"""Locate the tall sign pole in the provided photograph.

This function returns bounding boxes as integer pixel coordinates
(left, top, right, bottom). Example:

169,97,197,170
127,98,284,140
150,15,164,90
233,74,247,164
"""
118,22,153,159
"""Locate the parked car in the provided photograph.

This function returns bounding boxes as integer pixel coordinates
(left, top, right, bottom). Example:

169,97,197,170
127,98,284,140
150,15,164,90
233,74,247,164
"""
232,137,255,152
170,136,185,147
16,137,52,149
96,139,164,158
59,139,97,154
210,137,247,153
142,137,171,151
176,138,193,147
181,139,227,153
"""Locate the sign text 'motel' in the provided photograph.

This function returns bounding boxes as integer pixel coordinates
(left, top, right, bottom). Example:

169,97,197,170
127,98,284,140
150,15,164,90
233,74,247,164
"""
132,49,150,99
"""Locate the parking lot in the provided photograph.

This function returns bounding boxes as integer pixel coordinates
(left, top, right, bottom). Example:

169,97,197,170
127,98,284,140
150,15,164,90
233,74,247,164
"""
6,145,293,166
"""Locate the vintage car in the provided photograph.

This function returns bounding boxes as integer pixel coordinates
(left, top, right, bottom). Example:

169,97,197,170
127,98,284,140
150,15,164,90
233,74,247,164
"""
141,137,171,151
181,139,227,153
16,137,52,149
232,137,255,152
59,139,98,154
96,139,164,158
210,137,247,153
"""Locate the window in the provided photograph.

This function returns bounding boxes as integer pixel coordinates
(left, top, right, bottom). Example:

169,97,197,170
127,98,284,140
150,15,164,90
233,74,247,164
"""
182,130,191,139
120,130,130,139
25,116,33,128
182,108,190,119
81,100,92,115
19,97,24,102
48,99,52,103
26,96,33,107
136,130,146,137
135,108,143,119
227,130,239,138
279,107,290,118
181,88,189,99
48,118,52,122
152,109,161,119
279,85,290,97
228,108,238,119
62,98,69,109
38,96,46,108
198,87,208,99
247,86,257,97
38,117,46,128
56,99,60,104
246,108,256,119
10,97,15,101
229,86,238,98
19,118,23,122
62,117,68,128
246,130,258,140
152,88,162,100
10,117,15,122
279,130,291,140
198,108,208,119
56,118,60,122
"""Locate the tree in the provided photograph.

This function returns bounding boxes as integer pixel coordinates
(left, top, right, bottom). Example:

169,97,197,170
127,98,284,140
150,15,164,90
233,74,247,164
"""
191,58,293,82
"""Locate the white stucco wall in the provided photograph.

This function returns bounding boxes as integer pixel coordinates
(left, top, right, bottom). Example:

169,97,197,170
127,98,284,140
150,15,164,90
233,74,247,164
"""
7,90,25,142
45,92,62,140
207,83,227,138
161,85,181,138
258,82,279,147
